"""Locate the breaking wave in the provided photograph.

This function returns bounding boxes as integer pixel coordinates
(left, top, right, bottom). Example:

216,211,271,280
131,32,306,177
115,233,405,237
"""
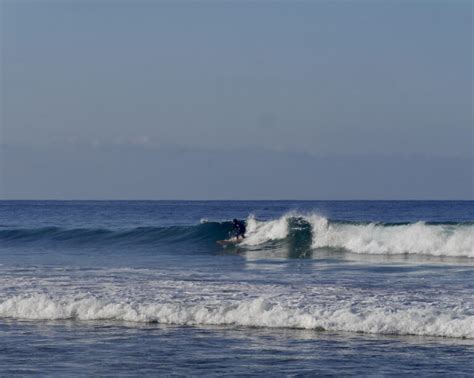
1,214,472,258
242,214,473,258
0,292,472,339
309,216,473,258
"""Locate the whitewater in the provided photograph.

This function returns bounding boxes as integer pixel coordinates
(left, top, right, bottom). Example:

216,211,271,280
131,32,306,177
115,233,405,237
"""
0,200,473,375
242,214,473,258
1,270,472,338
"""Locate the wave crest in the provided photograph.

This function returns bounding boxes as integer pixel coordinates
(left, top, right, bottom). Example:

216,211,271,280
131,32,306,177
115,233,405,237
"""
308,216,473,258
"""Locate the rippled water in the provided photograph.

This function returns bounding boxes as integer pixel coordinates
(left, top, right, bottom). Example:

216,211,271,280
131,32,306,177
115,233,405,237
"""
0,201,473,375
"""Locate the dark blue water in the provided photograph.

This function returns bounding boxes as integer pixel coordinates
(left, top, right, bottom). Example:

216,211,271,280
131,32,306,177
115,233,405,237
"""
0,201,473,375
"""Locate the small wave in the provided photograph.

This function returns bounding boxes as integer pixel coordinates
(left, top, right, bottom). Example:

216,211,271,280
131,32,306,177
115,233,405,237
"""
0,222,233,247
0,293,472,339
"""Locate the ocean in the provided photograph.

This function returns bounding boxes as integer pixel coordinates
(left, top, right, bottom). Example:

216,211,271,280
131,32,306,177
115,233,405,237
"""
0,200,472,375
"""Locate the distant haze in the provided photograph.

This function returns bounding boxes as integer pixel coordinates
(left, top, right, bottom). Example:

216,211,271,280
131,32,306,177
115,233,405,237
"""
1,1,472,199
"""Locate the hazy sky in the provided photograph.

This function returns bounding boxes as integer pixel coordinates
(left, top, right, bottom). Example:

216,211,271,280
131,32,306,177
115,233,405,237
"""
1,1,472,199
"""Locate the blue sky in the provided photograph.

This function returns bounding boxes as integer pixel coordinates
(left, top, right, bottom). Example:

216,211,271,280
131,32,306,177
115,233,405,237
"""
1,1,472,199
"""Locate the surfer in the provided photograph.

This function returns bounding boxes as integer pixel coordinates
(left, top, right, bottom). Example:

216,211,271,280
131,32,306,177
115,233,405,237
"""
232,219,246,240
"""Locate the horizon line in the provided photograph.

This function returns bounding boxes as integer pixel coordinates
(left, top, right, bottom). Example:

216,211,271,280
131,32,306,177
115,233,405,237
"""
0,199,473,202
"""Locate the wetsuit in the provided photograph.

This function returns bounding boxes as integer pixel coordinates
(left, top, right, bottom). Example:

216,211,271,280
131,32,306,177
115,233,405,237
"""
233,220,246,238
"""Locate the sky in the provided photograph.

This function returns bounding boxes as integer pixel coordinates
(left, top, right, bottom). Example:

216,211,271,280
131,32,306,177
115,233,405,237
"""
1,0,472,199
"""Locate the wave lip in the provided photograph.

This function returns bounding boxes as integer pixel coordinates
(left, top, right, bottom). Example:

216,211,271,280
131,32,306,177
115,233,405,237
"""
0,294,472,339
241,215,290,246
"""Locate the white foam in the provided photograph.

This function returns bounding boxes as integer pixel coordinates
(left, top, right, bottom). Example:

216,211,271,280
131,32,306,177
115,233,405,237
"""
309,217,474,258
241,214,289,246
0,265,472,339
232,213,473,258
0,293,472,339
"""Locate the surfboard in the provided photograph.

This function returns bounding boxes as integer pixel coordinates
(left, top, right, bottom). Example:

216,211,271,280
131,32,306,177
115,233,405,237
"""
216,238,242,246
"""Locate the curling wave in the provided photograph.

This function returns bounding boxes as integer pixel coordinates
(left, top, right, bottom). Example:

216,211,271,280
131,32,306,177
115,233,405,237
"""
309,216,473,258
241,214,473,258
0,215,472,257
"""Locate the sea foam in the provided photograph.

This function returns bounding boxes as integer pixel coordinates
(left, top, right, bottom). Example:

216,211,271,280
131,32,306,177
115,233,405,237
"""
241,215,290,246
239,214,474,258
0,293,472,339
309,216,473,258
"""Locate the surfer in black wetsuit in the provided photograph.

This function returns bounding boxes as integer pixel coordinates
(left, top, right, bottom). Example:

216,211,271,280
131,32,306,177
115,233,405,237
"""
232,219,246,239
